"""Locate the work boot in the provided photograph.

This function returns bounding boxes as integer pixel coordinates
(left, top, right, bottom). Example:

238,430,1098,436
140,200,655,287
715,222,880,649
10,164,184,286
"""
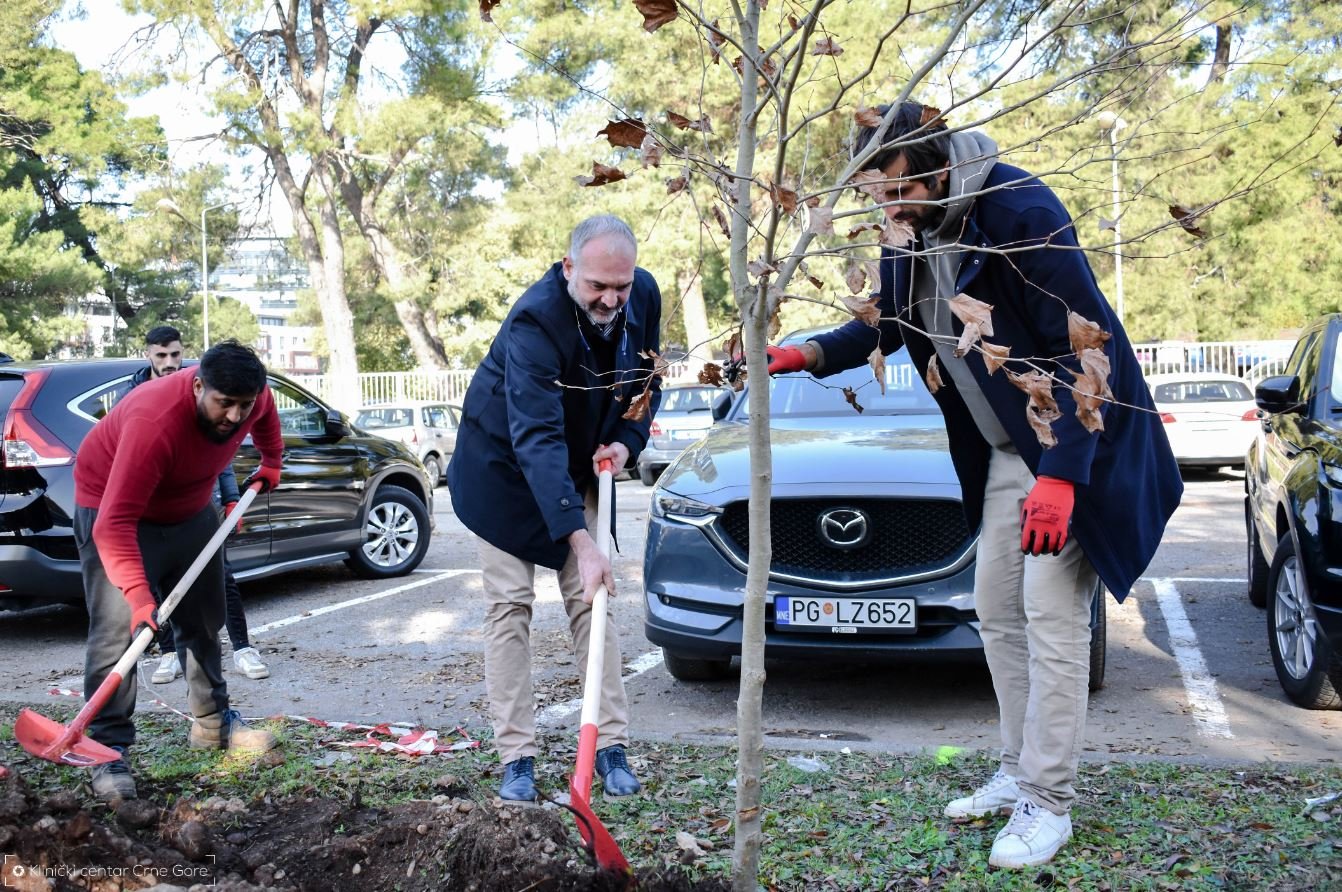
594,745,641,796
90,746,137,802
498,756,537,802
151,652,181,684
944,769,1020,819
232,647,270,680
189,709,278,752
988,797,1073,868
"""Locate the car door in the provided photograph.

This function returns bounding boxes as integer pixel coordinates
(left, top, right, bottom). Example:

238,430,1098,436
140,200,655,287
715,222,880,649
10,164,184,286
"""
1255,328,1324,545
425,404,456,458
236,377,365,566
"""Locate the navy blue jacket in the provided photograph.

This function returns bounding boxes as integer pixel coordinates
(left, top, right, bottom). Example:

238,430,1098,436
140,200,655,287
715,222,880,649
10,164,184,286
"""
811,162,1182,600
448,262,663,569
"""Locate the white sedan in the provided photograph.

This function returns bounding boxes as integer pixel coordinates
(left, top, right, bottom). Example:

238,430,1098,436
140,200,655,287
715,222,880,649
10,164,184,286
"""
1147,373,1259,470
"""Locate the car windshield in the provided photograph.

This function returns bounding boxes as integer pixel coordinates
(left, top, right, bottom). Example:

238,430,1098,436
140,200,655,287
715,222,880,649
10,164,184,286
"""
356,407,413,428
743,348,941,418
660,388,718,413
1154,380,1252,403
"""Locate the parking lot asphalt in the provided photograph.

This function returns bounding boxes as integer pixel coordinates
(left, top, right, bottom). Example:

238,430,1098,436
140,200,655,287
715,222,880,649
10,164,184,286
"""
2,470,1338,765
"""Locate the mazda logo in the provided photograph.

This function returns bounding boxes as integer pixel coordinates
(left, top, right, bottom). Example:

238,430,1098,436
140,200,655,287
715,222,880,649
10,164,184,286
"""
817,507,871,550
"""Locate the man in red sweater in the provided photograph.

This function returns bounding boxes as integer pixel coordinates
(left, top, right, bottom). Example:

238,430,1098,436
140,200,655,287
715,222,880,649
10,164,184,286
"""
74,340,285,802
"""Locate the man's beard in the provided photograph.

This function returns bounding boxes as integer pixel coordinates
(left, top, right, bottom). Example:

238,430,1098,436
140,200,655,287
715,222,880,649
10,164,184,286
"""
568,276,618,326
195,402,236,444
153,365,179,377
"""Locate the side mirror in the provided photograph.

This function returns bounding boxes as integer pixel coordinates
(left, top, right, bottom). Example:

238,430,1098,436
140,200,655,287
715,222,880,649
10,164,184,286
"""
711,391,733,422
1255,375,1301,415
325,409,353,439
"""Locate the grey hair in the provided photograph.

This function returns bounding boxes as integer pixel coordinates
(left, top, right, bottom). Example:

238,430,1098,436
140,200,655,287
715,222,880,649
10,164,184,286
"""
568,215,637,262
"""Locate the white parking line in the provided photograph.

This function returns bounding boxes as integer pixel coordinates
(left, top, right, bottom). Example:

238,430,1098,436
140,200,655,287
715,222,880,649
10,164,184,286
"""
250,569,475,635
1149,578,1234,739
536,649,665,727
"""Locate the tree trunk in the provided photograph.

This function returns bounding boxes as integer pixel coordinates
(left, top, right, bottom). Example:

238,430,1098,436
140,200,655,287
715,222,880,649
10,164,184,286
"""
731,6,767,891
677,267,713,364
312,165,362,412
1206,22,1231,87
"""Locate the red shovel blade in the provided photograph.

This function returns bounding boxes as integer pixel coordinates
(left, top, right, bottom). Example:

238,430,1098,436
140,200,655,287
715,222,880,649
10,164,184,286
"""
566,777,631,874
14,708,123,767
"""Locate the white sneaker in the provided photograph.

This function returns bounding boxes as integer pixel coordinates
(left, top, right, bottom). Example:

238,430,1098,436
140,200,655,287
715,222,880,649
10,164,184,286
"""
233,647,270,680
944,770,1020,819
988,797,1072,868
151,652,180,684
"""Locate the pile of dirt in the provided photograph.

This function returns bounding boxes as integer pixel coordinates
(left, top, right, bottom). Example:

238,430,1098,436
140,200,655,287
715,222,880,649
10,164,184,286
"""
0,766,727,891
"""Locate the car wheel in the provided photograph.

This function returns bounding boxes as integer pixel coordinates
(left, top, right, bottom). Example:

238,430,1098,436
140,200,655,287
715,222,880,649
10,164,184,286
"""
1246,499,1269,609
1266,534,1342,709
662,648,732,682
345,485,431,579
639,465,658,486
422,454,443,487
1088,584,1106,693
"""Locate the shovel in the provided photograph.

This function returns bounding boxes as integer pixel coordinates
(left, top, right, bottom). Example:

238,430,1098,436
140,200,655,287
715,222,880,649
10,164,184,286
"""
566,458,631,874
16,486,261,766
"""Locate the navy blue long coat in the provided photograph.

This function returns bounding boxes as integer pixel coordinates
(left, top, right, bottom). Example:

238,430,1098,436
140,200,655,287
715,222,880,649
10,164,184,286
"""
448,262,663,570
811,162,1182,599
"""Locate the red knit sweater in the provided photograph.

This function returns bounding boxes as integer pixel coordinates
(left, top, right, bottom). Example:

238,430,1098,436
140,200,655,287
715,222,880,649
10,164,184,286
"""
74,369,284,595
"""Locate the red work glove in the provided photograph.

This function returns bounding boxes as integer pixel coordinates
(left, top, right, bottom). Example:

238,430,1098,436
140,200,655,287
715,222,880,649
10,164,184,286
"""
124,584,158,638
244,464,281,494
1020,476,1075,556
224,501,243,534
766,345,807,375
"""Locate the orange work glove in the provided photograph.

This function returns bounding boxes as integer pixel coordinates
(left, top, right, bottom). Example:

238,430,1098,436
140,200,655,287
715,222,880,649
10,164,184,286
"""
124,583,158,638
1020,476,1075,556
766,345,807,375
244,464,281,494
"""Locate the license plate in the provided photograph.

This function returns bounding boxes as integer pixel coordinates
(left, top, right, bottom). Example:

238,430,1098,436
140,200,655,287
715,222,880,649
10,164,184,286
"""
775,596,916,633
670,429,701,442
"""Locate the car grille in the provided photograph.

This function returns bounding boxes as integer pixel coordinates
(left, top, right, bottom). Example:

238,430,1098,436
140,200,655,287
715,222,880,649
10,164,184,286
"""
717,497,971,581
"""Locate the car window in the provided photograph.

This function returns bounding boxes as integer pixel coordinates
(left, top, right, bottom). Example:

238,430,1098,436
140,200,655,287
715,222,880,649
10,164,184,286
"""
1153,380,1252,403
759,349,940,418
1285,331,1318,378
425,406,453,429
661,388,717,413
1330,330,1342,411
355,407,411,428
270,379,328,438
1296,334,1324,403
70,376,135,422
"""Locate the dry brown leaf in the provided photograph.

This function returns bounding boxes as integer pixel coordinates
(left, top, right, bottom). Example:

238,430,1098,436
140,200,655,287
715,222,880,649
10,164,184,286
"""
854,105,884,128
478,0,502,22
640,132,663,168
882,219,915,247
1072,371,1106,433
667,110,712,133
842,293,880,328
720,332,743,361
642,348,671,378
805,206,834,236
707,20,725,64
949,293,994,337
1009,370,1062,448
634,0,678,32
981,341,1011,375
925,354,943,394
769,181,799,214
1067,311,1111,355
1076,347,1113,398
747,259,776,279
712,204,730,238
1169,203,1209,238
595,119,647,149
806,273,824,289
623,386,654,421
954,322,984,359
868,347,886,395
666,174,687,195
919,105,944,127
730,368,747,392
575,161,626,188
844,263,867,295
698,362,725,386
675,830,708,858
811,37,843,56
864,259,882,293
846,222,883,240
850,169,884,202
1028,403,1060,447
842,386,864,414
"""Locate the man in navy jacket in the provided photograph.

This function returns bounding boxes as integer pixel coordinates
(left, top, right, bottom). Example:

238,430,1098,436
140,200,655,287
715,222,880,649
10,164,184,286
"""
448,215,662,802
768,103,1182,868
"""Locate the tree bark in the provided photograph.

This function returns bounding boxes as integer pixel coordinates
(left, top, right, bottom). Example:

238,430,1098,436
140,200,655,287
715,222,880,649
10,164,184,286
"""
677,267,713,363
1206,22,1231,87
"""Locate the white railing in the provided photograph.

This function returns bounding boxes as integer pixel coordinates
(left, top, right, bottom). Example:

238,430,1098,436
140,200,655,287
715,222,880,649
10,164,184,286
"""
290,370,476,408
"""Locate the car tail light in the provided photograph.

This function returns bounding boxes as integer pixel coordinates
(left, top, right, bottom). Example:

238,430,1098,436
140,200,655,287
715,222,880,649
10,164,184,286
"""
650,421,662,436
1242,409,1260,421
1159,413,1177,423
2,370,74,468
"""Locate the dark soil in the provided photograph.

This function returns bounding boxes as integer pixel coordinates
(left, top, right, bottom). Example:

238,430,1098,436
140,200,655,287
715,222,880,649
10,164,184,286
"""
0,764,728,891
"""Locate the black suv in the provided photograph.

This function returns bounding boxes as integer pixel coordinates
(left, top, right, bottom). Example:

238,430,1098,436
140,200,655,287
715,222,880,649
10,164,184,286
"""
1245,314,1342,709
0,358,434,610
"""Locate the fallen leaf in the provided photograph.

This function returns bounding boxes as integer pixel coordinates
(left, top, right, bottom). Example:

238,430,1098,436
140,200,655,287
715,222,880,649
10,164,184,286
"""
698,362,725,386
595,118,647,149
843,386,864,414
842,294,880,328
667,110,713,133
846,222,883,240
712,205,730,238
1169,203,1209,238
882,219,915,247
855,105,884,128
623,386,653,421
1067,311,1111,354
747,259,776,279
868,347,886,395
769,181,799,214
981,341,1010,375
850,169,884,201
949,293,994,336
675,830,708,858
811,37,843,56
844,263,867,295
640,132,663,168
666,174,687,195
925,354,943,394
805,206,834,236
575,161,626,188
634,0,678,32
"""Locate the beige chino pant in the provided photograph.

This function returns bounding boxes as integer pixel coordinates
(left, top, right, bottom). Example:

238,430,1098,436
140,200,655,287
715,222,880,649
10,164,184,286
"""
974,447,1100,815
478,491,631,765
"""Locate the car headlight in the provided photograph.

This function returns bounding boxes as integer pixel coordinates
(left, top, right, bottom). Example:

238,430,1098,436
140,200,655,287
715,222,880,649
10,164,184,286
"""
650,491,721,525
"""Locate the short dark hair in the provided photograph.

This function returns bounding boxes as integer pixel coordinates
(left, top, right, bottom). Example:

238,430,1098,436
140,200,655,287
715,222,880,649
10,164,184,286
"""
198,339,267,397
854,101,951,180
145,325,182,347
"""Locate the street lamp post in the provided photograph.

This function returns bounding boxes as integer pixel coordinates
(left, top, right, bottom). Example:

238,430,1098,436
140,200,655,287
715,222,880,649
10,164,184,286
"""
155,198,236,348
1094,111,1127,322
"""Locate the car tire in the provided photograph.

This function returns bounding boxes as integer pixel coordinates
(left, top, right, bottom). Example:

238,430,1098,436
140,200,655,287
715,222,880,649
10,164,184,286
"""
639,465,658,486
1266,534,1342,709
345,485,431,579
422,454,443,487
1246,500,1269,609
662,648,732,682
1088,585,1107,693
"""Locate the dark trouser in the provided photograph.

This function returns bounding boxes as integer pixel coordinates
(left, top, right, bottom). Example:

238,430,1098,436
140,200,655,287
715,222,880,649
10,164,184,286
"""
76,505,229,750
156,558,249,653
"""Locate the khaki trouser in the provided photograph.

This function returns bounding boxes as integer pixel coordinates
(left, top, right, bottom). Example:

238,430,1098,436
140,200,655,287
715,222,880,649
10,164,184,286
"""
974,447,1099,815
478,492,630,764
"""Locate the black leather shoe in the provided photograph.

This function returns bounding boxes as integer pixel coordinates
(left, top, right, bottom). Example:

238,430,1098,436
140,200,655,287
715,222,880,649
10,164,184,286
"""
499,756,537,801
594,745,641,796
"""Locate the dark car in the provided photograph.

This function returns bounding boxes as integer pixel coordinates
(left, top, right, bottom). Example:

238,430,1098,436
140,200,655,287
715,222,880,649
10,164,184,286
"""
634,384,734,486
0,358,434,610
642,333,1105,686
1245,314,1342,709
